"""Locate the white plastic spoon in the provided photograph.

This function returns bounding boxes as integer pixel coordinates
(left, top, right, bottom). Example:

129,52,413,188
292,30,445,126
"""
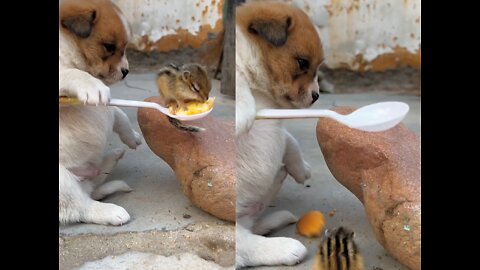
59,97,213,121
108,98,213,121
255,101,409,132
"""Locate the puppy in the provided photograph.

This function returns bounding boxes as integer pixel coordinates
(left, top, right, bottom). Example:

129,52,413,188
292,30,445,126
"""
59,0,141,225
235,1,323,267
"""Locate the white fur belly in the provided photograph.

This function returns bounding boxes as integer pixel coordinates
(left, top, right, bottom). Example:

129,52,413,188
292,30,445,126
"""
236,120,286,215
59,106,114,168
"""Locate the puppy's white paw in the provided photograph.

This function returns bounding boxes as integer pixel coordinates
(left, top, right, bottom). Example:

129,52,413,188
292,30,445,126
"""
122,130,142,149
252,210,297,235
111,148,126,161
75,78,111,106
302,160,312,180
84,202,130,226
111,180,133,193
287,160,311,184
91,180,133,201
132,130,142,148
262,237,307,266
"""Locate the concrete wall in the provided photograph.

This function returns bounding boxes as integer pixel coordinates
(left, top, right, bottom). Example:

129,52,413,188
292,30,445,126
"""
112,0,224,52
113,0,420,71
285,0,421,71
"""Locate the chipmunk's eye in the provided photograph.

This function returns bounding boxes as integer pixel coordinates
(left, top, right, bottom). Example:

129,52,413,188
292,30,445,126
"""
192,83,200,92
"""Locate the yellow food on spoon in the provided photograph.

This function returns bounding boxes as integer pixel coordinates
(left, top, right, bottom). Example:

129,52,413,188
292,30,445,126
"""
169,97,215,116
297,210,326,237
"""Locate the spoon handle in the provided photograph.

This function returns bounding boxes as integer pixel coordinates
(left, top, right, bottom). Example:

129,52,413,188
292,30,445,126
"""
109,98,169,113
256,109,341,120
59,96,168,113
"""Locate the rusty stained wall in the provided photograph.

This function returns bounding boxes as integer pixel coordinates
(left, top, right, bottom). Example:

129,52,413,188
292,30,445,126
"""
113,0,419,71
112,0,224,52
282,0,420,71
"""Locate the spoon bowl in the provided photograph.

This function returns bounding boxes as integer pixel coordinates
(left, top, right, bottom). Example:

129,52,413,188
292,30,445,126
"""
256,102,409,132
339,102,409,131
108,98,213,121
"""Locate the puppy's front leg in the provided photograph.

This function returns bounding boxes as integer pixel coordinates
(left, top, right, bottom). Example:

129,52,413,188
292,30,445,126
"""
284,131,311,184
235,69,256,136
113,107,142,149
60,68,110,105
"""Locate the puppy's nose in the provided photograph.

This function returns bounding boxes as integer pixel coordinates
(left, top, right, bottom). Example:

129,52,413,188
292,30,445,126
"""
312,92,319,103
121,68,129,79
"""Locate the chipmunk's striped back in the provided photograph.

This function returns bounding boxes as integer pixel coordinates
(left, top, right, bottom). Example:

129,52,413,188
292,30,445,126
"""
312,227,364,270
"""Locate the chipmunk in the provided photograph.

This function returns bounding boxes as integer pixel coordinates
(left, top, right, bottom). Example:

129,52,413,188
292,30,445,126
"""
156,63,212,132
312,227,364,270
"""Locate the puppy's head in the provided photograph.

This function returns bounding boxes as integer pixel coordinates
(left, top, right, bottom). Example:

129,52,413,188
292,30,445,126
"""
60,0,131,85
237,2,323,108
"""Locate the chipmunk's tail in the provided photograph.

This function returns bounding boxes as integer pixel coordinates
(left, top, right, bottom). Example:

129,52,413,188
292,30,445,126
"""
168,116,205,132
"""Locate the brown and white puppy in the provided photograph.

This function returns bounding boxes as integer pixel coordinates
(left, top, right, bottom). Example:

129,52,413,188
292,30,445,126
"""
59,0,141,225
235,1,323,267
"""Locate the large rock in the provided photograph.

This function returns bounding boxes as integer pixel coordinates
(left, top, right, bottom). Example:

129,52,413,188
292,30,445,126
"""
316,107,420,270
138,96,235,222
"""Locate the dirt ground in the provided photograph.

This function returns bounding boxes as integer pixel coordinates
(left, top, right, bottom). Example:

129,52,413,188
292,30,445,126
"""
59,222,235,270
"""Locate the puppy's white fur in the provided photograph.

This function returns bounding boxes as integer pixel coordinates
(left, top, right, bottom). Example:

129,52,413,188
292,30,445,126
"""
235,26,314,267
59,8,141,226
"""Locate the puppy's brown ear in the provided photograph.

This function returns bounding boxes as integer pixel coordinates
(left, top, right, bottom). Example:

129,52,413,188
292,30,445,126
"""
61,10,96,38
248,16,293,47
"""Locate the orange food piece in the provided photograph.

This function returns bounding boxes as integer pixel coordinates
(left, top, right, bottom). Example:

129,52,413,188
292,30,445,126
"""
296,211,326,237
169,97,215,116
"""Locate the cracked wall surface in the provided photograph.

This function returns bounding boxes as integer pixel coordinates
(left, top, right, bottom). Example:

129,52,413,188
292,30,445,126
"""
112,0,224,52
115,0,420,71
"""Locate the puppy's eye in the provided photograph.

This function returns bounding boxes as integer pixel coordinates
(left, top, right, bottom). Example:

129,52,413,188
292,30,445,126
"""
103,43,116,53
297,58,309,71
